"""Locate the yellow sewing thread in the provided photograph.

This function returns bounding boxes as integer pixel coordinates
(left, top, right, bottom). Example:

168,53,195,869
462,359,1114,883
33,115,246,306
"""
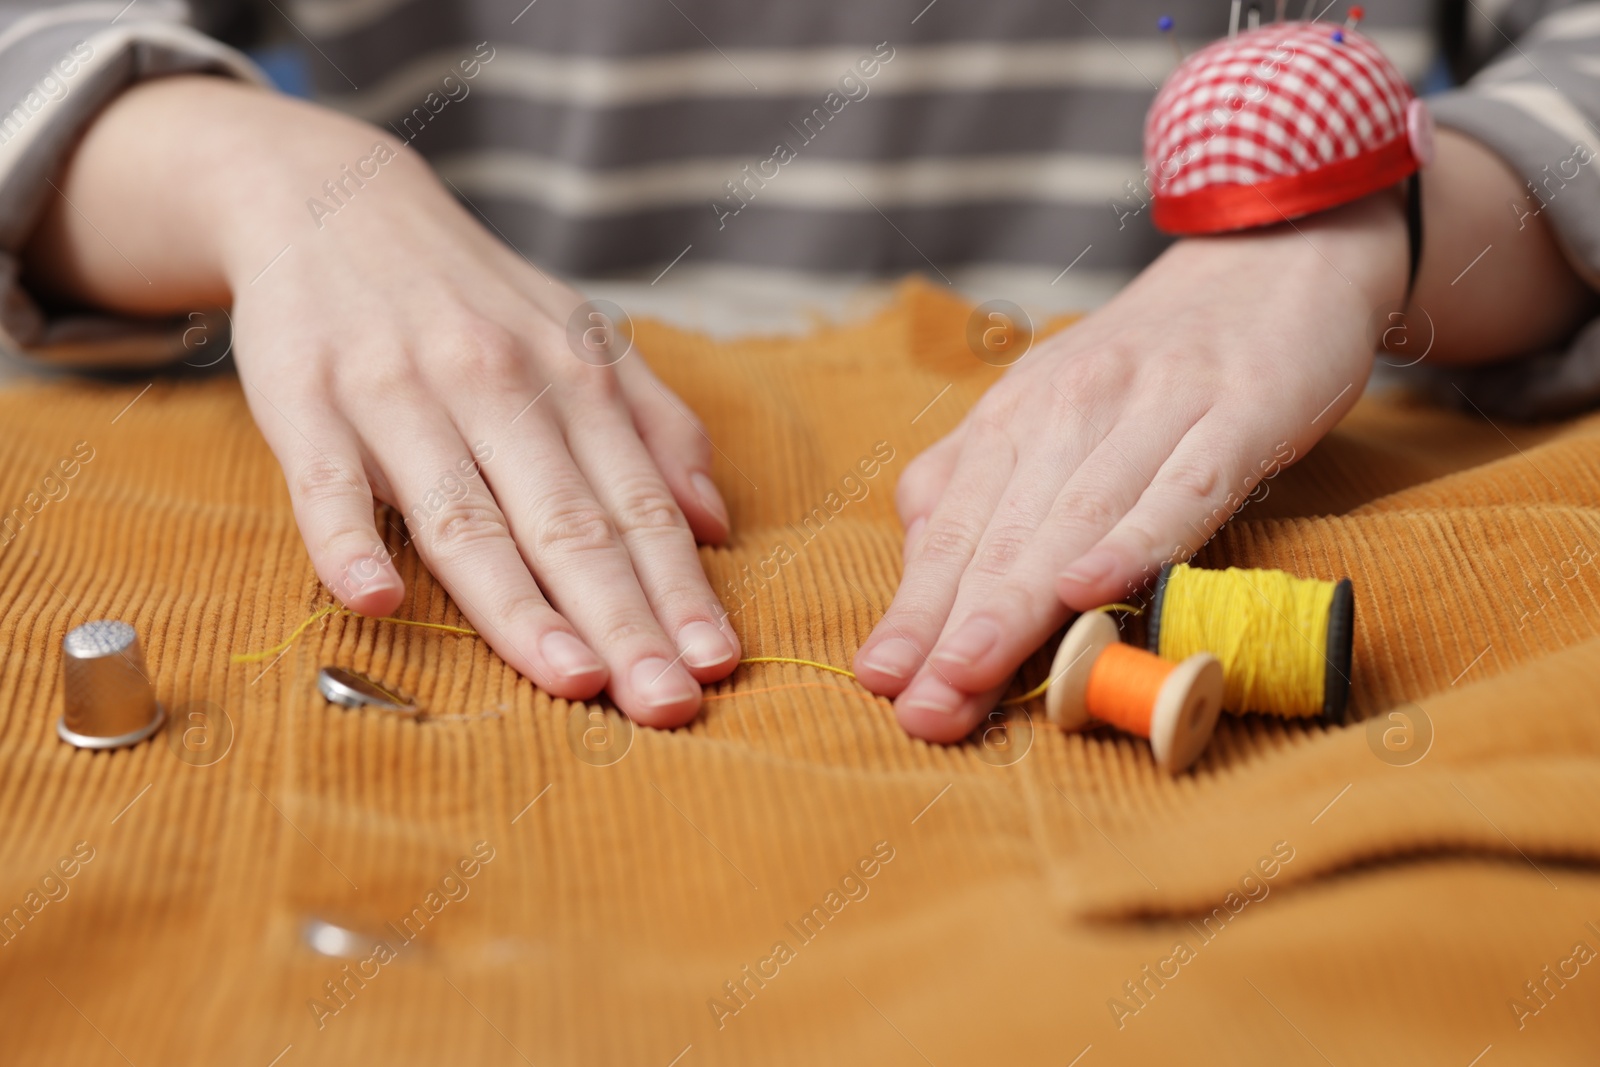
1155,564,1334,717
230,607,478,663
745,657,1039,705
737,656,858,680
232,602,1145,707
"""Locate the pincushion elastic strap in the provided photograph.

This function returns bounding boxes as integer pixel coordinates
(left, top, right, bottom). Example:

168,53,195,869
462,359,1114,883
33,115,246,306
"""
1404,173,1424,303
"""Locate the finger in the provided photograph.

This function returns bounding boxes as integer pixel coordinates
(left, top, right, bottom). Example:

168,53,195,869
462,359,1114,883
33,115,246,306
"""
469,390,705,727
357,404,612,704
245,388,405,617
893,674,1010,745
851,419,1014,696
896,423,966,527
915,419,1180,698
562,395,740,684
1058,413,1271,611
895,426,965,565
615,359,730,544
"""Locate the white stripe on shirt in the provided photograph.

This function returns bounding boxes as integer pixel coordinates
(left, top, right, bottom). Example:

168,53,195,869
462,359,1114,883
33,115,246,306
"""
288,0,416,38
1523,3,1600,45
1476,81,1600,161
434,149,1143,216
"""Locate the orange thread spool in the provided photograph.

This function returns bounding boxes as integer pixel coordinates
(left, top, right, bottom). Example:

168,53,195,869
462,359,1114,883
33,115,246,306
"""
1044,612,1225,773
1083,643,1172,736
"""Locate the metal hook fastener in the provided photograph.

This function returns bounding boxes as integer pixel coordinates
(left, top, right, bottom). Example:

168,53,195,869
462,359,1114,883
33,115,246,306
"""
317,667,419,717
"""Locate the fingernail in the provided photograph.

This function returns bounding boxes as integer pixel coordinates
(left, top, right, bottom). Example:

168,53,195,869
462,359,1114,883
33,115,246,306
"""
631,656,699,709
934,617,1000,667
1061,550,1114,587
861,638,922,681
903,516,926,563
540,631,605,679
362,562,402,591
677,619,734,669
899,677,963,716
347,578,402,607
691,471,730,530
338,555,401,600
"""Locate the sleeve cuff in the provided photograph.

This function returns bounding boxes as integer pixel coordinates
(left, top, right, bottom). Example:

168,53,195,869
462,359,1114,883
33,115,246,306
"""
0,4,266,369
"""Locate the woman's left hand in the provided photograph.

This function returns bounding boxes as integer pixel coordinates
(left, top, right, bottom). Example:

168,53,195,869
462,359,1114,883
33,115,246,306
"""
852,192,1407,741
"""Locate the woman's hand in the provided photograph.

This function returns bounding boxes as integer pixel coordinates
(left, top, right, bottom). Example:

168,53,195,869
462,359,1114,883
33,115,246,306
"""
852,192,1409,741
26,76,738,726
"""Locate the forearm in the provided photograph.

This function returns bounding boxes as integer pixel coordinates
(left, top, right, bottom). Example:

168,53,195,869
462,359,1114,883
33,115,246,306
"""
22,74,400,315
1403,128,1597,366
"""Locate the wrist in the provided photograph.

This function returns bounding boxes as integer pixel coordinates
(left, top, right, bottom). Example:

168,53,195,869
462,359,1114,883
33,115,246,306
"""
173,82,420,284
1162,185,1409,316
1299,185,1411,312
107,77,420,286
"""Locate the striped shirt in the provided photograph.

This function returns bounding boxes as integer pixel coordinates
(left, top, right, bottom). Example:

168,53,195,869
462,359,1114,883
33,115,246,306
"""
2,0,1599,414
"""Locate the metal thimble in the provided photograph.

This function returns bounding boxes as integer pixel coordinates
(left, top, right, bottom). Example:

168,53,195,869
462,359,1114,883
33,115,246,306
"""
57,620,166,749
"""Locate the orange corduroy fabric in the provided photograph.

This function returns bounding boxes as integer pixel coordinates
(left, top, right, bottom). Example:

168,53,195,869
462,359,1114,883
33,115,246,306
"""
2,280,1599,1064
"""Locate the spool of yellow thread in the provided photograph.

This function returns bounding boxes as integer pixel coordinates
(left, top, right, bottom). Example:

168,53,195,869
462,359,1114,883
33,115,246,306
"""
1045,612,1224,773
1147,563,1354,721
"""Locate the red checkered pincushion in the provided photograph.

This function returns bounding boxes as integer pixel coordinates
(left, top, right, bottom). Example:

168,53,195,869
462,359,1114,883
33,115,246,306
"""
1145,20,1433,234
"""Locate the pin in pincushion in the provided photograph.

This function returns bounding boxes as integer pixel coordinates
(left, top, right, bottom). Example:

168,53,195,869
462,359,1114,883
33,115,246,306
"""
1145,19,1434,234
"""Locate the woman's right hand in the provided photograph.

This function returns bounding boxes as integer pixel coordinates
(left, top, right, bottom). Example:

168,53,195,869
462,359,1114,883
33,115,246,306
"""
26,76,739,726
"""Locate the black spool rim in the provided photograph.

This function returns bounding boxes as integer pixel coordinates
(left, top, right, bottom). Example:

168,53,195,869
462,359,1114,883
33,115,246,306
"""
1323,578,1355,723
1146,562,1175,655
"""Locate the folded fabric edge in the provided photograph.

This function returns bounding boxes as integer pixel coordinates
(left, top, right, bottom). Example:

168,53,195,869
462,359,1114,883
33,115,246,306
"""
1044,635,1600,921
